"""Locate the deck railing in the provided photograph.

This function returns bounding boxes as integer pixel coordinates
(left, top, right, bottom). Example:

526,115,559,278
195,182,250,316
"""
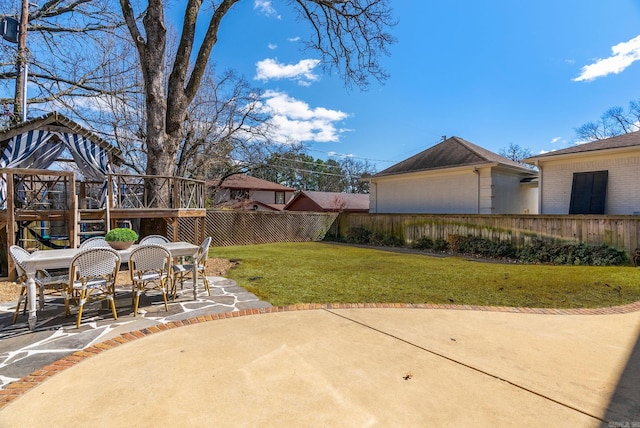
107,173,205,210
0,168,75,211
0,170,206,211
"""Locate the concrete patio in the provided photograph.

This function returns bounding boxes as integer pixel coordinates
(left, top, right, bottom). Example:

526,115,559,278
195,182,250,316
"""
1,276,639,426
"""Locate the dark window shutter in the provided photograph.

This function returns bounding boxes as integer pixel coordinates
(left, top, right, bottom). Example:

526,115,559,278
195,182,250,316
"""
569,170,608,214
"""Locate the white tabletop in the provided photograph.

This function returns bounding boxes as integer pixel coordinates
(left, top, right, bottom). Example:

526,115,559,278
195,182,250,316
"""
23,241,199,273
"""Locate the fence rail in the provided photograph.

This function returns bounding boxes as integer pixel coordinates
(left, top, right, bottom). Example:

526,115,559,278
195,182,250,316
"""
334,213,640,255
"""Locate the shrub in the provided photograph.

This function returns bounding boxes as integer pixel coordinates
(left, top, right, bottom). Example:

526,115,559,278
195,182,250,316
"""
346,229,627,266
516,238,628,266
411,236,434,250
432,239,449,252
453,235,517,259
345,226,372,244
104,227,139,242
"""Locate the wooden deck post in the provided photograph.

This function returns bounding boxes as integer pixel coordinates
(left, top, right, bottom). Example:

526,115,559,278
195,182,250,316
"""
68,176,77,248
6,172,16,280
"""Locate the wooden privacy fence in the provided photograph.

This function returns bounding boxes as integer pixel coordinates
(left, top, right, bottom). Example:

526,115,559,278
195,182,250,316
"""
169,211,640,255
334,213,640,255
171,210,339,247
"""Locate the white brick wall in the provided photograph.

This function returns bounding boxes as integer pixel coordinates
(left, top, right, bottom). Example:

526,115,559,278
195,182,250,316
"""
540,152,640,214
370,169,478,213
369,166,538,214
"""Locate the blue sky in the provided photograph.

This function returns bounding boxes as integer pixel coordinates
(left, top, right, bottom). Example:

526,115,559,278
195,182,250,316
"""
190,0,640,172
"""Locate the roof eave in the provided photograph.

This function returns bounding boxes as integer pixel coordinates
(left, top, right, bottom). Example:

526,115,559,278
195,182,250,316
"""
524,144,640,164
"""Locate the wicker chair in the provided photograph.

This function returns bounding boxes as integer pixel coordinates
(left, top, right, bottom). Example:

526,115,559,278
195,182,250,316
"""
128,244,172,316
172,237,212,299
68,247,121,328
139,235,170,245
9,245,69,324
79,236,110,249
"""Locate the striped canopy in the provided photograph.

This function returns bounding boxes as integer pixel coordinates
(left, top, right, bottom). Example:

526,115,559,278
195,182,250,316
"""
0,129,114,208
0,129,112,180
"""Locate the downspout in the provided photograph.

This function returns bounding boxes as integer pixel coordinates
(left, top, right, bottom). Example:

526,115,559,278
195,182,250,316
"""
473,167,480,214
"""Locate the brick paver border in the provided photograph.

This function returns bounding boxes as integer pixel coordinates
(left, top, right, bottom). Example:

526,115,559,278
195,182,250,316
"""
2,300,640,409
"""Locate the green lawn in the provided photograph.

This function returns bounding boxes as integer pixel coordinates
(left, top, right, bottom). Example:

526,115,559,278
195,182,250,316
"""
214,242,640,309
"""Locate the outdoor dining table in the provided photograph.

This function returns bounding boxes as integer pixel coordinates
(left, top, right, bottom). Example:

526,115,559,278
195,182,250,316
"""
21,241,200,331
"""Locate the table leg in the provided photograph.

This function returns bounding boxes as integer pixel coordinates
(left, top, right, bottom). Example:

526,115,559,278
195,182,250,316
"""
27,275,37,330
192,264,198,300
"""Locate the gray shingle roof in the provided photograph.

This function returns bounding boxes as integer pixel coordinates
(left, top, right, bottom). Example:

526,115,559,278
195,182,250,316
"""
524,131,640,162
374,136,529,177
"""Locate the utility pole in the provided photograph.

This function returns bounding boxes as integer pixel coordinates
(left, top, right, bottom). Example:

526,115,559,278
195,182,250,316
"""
13,0,29,123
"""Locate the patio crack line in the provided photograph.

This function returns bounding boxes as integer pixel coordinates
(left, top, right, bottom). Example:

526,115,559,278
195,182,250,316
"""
323,308,607,424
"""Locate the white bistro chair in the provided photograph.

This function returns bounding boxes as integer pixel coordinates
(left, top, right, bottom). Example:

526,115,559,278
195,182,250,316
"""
68,247,121,328
79,236,111,249
172,236,212,300
139,235,170,245
128,244,172,316
9,245,69,324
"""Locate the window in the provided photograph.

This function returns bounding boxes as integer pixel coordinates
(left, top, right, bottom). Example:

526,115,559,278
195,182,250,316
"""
569,170,608,214
275,191,285,205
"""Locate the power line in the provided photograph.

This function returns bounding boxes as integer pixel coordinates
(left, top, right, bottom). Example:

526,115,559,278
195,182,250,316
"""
304,148,396,164
256,162,362,179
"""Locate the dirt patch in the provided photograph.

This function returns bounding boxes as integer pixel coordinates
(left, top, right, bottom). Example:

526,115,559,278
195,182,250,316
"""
0,258,235,304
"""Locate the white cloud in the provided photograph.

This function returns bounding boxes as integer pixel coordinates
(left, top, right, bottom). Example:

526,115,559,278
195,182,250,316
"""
574,35,640,82
328,151,354,159
268,43,277,50
288,37,301,42
260,90,348,143
255,58,321,85
254,0,281,19
550,136,561,144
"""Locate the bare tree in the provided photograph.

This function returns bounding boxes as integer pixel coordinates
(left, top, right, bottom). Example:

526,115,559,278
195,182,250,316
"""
499,143,533,164
340,157,375,193
176,68,273,179
575,101,640,142
118,0,394,175
0,1,127,126
117,0,395,234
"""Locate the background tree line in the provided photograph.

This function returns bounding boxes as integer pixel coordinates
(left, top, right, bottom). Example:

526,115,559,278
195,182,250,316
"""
250,151,375,193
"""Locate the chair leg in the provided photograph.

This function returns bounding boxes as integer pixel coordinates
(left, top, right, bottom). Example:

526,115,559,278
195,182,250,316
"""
161,281,168,312
133,286,141,316
63,289,71,317
201,270,210,296
109,288,118,320
170,276,177,301
172,273,183,300
13,287,26,323
76,289,87,328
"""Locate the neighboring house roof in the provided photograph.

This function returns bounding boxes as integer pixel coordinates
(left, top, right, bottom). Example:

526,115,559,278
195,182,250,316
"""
0,111,122,160
524,131,640,163
284,191,369,212
217,199,285,211
374,136,532,178
208,174,296,192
